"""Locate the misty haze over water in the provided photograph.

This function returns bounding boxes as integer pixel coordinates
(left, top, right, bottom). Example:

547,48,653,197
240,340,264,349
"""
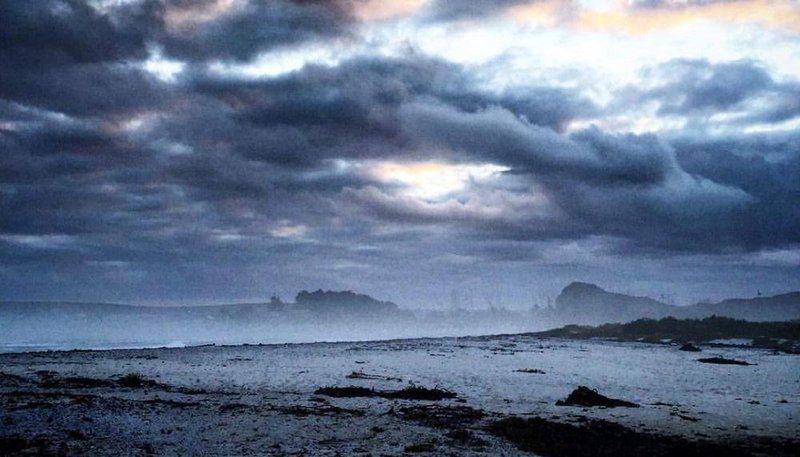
3,284,799,352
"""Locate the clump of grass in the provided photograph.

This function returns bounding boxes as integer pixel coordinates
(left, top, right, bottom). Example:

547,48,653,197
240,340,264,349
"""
117,373,157,388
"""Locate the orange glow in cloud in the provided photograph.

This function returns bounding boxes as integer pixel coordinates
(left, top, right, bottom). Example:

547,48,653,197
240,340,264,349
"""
164,0,244,31
352,0,429,21
509,0,800,35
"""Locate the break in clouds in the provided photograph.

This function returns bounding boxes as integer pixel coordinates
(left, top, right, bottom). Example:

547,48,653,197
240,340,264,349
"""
1,0,799,306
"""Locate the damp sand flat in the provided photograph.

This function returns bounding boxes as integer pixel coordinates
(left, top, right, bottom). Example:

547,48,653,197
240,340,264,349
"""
1,336,798,455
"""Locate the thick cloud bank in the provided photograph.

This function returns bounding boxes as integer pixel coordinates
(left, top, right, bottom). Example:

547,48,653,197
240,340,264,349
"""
1,0,798,305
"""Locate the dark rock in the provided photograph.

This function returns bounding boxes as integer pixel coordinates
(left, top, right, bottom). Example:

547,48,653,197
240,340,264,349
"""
556,386,639,408
679,343,702,352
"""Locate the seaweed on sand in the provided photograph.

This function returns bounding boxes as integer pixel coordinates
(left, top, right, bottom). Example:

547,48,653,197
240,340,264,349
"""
314,386,377,398
385,386,457,401
697,357,752,366
314,385,457,401
346,371,402,382
488,416,768,457
40,377,115,389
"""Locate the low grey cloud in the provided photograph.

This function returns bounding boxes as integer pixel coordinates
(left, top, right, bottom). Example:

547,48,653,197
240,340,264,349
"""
629,59,800,125
421,0,533,21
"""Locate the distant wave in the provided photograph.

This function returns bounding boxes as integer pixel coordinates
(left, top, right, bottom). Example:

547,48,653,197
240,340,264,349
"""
0,340,193,354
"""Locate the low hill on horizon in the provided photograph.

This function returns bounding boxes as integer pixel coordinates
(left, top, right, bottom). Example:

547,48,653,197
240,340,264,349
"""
548,282,800,325
553,282,675,324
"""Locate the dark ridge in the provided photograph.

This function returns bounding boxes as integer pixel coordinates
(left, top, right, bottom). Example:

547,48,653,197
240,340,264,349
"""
294,290,400,315
548,283,800,325
553,282,674,324
555,386,639,408
535,316,800,353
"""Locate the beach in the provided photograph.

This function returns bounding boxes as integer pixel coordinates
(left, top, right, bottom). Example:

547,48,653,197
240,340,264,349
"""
1,335,797,455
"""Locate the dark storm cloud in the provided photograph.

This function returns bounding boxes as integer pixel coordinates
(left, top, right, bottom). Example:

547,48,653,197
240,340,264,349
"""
341,97,784,253
671,132,800,249
0,0,167,116
399,102,671,186
0,0,148,65
633,59,800,123
0,0,357,118
1,0,355,64
146,0,355,61
440,88,596,132
187,55,591,168
0,62,172,117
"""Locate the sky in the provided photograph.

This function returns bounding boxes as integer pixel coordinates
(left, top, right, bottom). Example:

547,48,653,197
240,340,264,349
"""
1,0,799,308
